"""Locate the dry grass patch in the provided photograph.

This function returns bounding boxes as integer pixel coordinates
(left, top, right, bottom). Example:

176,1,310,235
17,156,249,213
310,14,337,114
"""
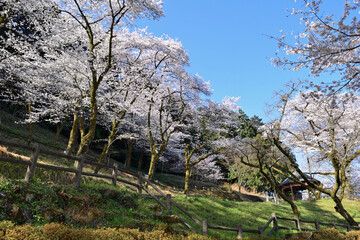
0,146,30,161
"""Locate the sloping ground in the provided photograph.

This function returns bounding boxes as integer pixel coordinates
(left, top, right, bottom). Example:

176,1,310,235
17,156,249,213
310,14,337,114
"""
1,178,359,239
0,179,185,231
171,197,360,239
1,109,360,239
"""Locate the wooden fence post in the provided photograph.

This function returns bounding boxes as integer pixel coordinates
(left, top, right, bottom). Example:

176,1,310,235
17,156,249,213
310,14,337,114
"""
295,216,301,231
24,144,40,184
314,219,319,230
236,225,243,239
347,223,351,232
137,172,143,194
272,213,279,233
166,194,171,212
202,219,208,236
259,227,264,236
112,163,118,186
73,157,85,188
332,221,336,229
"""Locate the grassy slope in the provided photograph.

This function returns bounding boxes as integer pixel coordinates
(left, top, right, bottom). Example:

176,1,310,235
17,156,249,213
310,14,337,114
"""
172,196,359,238
0,110,359,239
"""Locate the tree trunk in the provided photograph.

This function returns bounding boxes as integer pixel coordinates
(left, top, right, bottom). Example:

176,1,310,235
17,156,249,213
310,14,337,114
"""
76,130,95,157
259,167,300,219
184,167,191,194
76,82,98,157
55,117,67,143
137,148,144,171
147,155,158,181
125,139,133,169
65,114,79,155
333,195,358,226
277,188,300,218
238,175,244,194
95,121,120,173
289,201,300,218
93,142,109,174
27,122,33,145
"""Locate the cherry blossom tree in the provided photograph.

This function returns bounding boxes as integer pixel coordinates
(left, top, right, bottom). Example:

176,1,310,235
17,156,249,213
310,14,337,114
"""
264,84,360,225
53,0,164,156
271,0,360,93
181,98,239,194
230,136,300,217
0,0,83,143
144,71,212,181
95,31,190,168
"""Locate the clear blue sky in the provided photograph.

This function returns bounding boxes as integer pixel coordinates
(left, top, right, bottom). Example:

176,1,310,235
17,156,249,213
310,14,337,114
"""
138,1,344,120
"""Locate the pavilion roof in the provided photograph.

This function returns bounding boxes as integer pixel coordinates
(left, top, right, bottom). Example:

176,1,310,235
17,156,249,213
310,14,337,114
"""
279,173,321,187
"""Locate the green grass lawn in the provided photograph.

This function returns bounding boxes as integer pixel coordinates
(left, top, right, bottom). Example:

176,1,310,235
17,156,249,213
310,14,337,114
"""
170,196,360,239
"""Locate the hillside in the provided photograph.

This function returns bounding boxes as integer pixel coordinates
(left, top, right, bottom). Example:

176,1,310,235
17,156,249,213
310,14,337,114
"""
0,109,360,239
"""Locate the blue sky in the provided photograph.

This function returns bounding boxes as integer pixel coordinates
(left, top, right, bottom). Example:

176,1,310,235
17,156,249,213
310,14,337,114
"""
138,1,344,120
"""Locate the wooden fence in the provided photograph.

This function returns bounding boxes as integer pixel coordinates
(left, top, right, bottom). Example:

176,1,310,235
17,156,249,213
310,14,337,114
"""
201,212,360,239
0,139,200,233
0,139,140,189
0,139,359,238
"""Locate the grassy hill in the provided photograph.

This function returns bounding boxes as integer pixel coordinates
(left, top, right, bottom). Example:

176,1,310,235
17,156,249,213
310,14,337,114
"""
0,109,359,239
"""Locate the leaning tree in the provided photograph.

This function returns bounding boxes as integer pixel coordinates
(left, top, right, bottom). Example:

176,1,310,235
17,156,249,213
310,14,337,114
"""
264,85,360,226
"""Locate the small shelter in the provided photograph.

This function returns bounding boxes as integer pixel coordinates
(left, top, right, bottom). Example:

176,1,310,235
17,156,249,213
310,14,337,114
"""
279,173,321,200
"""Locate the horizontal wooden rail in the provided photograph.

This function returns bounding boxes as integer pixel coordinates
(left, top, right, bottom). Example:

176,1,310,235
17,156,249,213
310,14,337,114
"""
118,168,138,177
0,139,35,151
36,163,78,173
0,140,140,190
0,156,31,166
299,219,316,224
83,160,112,169
115,177,140,188
207,224,261,234
277,216,297,222
40,148,81,161
208,224,237,231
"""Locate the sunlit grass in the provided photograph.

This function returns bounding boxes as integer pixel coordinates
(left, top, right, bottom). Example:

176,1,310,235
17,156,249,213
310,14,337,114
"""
171,196,360,239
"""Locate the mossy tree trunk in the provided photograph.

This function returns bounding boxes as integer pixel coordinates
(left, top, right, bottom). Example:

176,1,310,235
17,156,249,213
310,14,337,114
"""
76,87,98,157
146,98,189,181
273,138,358,226
70,3,122,158
183,143,220,194
94,118,121,173
184,166,191,195
65,113,79,155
